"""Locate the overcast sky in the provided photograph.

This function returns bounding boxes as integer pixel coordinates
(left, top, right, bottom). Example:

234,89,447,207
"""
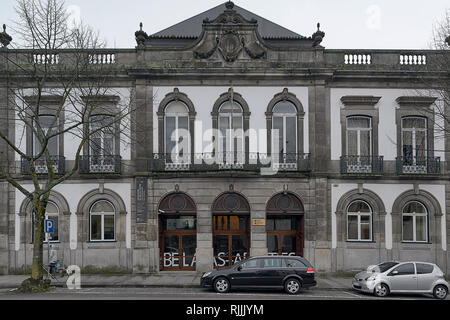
0,0,448,49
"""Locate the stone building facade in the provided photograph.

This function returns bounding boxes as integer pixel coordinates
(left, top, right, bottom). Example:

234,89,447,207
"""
0,2,449,274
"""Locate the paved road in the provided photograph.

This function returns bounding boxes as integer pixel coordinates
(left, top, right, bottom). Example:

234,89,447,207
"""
0,286,444,300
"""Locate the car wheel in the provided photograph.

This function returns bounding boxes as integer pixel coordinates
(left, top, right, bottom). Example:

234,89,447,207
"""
213,277,230,294
374,283,389,298
284,278,302,295
433,285,448,300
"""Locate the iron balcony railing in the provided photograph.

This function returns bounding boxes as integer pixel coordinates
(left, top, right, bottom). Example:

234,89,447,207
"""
152,153,311,172
340,155,384,174
79,155,122,174
396,156,441,174
21,156,66,174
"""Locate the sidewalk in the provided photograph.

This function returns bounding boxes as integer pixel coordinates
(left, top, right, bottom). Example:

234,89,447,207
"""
0,273,353,290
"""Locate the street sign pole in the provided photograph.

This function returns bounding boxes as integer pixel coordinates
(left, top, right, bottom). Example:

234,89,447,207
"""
47,232,50,279
44,219,54,279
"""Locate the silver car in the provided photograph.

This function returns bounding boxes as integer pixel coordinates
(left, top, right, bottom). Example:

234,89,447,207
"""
352,261,449,299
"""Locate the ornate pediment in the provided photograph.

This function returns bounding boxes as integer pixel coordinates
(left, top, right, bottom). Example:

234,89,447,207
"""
205,1,257,25
193,1,267,62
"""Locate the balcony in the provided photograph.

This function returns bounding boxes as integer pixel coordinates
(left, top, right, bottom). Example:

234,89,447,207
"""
340,156,384,174
396,156,441,175
79,155,122,174
151,153,311,173
21,156,65,174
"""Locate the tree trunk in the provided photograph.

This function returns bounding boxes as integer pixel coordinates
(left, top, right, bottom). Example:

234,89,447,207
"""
31,196,45,281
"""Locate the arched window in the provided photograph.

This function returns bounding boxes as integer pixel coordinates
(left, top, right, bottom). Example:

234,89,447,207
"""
31,201,59,242
272,101,297,164
218,101,244,164
402,201,428,242
44,202,59,242
90,200,115,241
159,192,197,270
212,192,250,268
157,89,196,169
266,192,304,256
347,200,372,241
266,89,305,170
164,101,190,161
32,201,60,243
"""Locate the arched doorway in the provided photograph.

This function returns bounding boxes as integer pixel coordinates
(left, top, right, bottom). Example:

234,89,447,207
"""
212,192,250,268
266,192,304,256
159,192,197,271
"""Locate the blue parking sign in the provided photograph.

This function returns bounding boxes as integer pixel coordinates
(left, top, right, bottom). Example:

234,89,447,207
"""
45,219,54,233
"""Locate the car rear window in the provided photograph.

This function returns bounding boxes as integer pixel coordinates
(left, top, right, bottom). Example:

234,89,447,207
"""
285,259,306,268
416,263,434,274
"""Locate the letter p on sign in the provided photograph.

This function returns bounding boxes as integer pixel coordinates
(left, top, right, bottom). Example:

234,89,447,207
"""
45,219,54,234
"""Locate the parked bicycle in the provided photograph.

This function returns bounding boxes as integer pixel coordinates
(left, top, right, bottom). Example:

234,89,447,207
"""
43,260,67,282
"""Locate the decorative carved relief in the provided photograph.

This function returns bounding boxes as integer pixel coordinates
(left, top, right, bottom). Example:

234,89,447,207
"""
193,1,267,62
218,30,242,62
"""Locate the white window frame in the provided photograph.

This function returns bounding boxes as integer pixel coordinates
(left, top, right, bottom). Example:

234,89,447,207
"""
33,114,59,157
346,116,372,157
402,201,428,243
401,116,428,164
164,103,190,162
89,200,116,242
346,200,373,242
218,102,244,161
272,105,298,158
89,115,116,157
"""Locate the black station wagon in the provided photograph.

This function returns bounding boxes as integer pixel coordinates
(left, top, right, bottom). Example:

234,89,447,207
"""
200,256,317,294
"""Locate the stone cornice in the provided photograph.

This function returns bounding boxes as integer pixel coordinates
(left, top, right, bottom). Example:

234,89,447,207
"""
395,96,437,107
81,95,121,105
341,95,381,107
24,95,64,106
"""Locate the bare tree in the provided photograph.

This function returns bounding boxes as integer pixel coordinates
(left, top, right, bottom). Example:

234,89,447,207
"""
0,0,132,291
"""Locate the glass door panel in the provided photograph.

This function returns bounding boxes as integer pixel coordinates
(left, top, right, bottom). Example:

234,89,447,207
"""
163,235,180,268
267,234,278,255
213,235,229,268
273,116,283,163
281,235,297,256
182,235,196,268
286,117,297,157
232,235,248,264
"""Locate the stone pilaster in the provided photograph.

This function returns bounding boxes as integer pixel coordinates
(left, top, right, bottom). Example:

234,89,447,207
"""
133,80,153,172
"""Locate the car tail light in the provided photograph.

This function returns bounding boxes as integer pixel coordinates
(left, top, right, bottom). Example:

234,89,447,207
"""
307,267,315,273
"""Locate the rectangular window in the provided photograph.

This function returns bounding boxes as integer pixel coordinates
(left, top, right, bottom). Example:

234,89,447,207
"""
346,117,372,157
90,213,115,241
347,215,359,240
347,214,372,241
415,215,427,242
401,117,427,164
360,215,371,240
90,115,116,156
33,115,59,157
402,216,414,242
90,215,102,241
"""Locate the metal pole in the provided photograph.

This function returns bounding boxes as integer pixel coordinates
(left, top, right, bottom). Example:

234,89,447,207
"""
47,233,50,279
